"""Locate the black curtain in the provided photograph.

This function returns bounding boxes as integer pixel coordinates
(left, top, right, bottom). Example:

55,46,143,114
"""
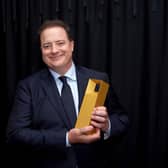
1,0,168,168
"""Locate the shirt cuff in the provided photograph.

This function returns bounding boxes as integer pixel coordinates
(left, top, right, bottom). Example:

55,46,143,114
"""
103,119,111,140
66,132,72,147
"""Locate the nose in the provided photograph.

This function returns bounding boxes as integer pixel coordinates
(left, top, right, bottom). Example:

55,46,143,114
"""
51,44,59,53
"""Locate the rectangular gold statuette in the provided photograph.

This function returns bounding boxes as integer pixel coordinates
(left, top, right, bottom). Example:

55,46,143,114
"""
75,79,109,128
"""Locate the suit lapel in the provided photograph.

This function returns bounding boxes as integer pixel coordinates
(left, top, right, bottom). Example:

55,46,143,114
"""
76,66,89,111
40,70,72,129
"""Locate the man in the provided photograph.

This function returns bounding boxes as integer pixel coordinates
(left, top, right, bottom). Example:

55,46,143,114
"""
6,19,129,168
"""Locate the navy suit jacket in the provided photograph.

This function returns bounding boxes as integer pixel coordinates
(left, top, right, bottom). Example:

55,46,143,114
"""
7,65,129,168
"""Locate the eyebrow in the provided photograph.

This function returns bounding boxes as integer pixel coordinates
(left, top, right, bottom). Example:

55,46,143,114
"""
42,40,65,44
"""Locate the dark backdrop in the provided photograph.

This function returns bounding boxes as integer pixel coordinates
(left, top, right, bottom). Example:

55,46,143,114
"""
1,0,168,168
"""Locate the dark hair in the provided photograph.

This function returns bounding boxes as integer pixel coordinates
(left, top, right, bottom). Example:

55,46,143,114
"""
38,19,73,41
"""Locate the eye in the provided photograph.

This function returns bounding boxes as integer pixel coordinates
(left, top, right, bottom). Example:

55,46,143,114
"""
57,41,65,46
42,43,52,49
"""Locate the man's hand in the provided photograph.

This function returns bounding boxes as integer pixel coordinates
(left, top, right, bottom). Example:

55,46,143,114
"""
68,126,100,144
90,106,109,132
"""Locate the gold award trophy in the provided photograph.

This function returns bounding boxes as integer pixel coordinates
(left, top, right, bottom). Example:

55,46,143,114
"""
75,79,109,128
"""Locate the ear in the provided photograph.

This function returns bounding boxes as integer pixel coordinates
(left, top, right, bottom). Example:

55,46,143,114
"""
71,41,74,52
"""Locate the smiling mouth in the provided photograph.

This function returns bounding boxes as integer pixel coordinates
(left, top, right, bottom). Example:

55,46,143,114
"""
49,54,63,59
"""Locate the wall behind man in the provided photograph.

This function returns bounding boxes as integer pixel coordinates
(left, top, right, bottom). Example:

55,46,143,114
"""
1,0,168,168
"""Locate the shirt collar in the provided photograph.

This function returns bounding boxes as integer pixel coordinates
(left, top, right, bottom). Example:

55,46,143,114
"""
49,62,76,81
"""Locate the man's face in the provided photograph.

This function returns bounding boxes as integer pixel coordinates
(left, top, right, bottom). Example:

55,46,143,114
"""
40,26,74,74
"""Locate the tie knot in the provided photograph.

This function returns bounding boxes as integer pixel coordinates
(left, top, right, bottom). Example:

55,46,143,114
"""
59,76,67,84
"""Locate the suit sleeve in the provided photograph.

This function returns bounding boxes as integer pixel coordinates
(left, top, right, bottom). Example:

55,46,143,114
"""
104,75,129,137
6,81,67,150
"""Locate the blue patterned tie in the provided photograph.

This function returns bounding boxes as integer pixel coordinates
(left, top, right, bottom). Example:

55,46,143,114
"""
59,76,76,127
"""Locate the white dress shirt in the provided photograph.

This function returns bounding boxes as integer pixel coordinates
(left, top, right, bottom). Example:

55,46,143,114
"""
49,62,79,115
